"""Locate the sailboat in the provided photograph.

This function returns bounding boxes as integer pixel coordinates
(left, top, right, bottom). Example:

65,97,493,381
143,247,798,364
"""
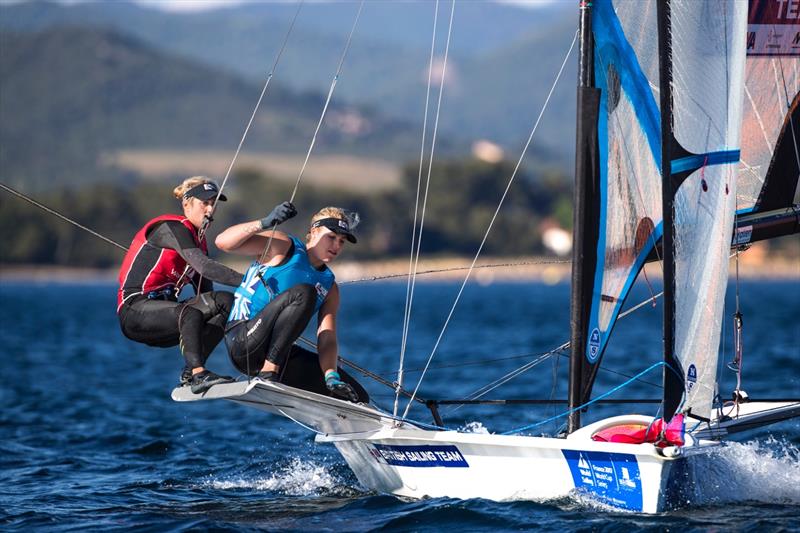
172,0,800,513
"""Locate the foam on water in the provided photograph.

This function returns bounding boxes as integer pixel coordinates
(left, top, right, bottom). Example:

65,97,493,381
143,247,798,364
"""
209,458,340,496
459,421,490,434
691,437,800,506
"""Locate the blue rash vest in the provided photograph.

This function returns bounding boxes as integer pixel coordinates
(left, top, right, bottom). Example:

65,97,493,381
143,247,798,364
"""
229,236,335,323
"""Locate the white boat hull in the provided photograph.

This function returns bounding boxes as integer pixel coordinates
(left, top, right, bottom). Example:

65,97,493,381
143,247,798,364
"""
173,380,720,513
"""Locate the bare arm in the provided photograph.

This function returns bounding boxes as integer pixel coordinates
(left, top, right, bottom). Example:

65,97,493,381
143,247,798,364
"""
215,201,297,257
316,282,340,375
215,223,293,261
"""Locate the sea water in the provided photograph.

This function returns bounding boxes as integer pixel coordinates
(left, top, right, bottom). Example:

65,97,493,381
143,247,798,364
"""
1,279,798,530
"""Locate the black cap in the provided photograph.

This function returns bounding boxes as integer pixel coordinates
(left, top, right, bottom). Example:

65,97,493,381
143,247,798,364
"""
184,182,227,202
312,217,357,243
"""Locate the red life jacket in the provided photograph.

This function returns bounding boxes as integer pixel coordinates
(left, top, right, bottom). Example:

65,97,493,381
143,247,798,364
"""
117,214,208,312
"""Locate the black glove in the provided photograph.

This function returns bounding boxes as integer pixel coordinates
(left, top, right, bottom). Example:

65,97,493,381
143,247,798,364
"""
325,371,359,402
259,201,297,230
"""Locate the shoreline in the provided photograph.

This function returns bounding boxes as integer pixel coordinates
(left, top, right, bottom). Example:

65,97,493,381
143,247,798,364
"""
1,252,798,284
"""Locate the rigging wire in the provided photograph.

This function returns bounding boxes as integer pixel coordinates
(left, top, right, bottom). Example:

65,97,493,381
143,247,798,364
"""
401,28,579,420
395,0,441,418
258,0,365,266
501,361,671,435
0,182,129,252
198,0,305,242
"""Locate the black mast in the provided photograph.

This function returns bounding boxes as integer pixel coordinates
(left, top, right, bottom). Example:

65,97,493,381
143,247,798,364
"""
657,0,684,420
568,0,598,434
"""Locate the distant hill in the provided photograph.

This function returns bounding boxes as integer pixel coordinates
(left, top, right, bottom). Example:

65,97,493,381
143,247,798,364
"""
0,0,578,164
0,26,439,190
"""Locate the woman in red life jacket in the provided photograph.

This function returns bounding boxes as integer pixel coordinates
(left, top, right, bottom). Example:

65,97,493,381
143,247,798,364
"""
117,176,293,394
215,205,365,402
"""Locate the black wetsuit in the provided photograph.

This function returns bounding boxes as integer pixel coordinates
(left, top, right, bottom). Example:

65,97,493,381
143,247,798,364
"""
118,221,242,370
225,283,318,375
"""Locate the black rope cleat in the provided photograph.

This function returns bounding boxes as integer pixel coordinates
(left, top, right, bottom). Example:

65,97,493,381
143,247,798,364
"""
190,370,234,394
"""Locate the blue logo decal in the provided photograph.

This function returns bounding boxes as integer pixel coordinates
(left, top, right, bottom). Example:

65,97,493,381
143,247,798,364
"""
370,444,468,468
562,450,643,511
686,364,697,392
587,328,601,363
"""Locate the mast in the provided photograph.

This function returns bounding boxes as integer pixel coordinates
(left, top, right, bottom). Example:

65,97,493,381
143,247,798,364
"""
657,0,683,420
568,0,597,434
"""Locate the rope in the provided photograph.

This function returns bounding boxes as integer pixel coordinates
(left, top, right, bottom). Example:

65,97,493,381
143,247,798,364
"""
401,28,579,420
0,182,129,252
258,0,365,266
396,0,442,418
339,259,569,284
199,0,305,241
440,344,568,417
501,361,669,435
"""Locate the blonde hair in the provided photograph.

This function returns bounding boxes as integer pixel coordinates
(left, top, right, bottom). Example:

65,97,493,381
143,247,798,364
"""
306,206,359,242
173,176,216,200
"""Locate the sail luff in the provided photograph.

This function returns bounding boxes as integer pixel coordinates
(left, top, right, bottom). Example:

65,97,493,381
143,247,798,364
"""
657,0,683,422
568,0,599,434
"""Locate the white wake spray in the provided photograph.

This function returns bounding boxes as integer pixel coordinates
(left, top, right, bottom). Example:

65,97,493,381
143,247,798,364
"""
690,437,800,506
209,457,340,496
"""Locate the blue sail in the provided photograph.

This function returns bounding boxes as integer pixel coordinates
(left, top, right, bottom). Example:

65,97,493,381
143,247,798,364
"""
577,0,665,404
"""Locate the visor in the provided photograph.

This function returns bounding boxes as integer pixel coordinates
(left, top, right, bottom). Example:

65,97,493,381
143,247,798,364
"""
312,217,357,243
183,182,227,202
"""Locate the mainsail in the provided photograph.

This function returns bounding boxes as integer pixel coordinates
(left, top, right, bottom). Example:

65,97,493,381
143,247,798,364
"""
661,0,747,421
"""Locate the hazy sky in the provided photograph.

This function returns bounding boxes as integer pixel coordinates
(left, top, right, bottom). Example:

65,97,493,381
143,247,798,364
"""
0,0,557,12
134,0,556,13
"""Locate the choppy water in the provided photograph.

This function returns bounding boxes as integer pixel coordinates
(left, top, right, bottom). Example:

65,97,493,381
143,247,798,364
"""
1,278,799,531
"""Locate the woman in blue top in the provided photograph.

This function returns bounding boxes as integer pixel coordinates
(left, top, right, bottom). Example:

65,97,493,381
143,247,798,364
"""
215,203,361,402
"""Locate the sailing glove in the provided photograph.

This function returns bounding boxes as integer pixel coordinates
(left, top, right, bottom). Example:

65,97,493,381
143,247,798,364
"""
259,201,297,230
325,371,359,402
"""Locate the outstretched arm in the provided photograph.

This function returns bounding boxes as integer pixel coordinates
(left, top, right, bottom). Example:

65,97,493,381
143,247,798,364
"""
215,201,297,257
148,221,242,286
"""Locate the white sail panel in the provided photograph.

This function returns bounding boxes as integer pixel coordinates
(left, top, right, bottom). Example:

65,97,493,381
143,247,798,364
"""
669,0,747,420
738,0,800,212
672,165,738,418
739,58,799,209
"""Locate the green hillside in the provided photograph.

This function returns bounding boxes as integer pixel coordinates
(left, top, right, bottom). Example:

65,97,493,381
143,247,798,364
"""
0,0,577,165
0,26,434,190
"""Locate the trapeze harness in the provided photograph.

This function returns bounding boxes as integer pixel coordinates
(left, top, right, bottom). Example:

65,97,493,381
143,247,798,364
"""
225,236,334,374
117,214,205,311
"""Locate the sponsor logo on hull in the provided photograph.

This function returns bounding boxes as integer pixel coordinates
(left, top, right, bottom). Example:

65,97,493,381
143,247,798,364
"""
563,450,643,511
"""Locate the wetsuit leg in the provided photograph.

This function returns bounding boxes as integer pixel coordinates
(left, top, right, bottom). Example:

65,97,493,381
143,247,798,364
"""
119,298,181,347
192,291,234,366
119,291,233,370
225,284,316,376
